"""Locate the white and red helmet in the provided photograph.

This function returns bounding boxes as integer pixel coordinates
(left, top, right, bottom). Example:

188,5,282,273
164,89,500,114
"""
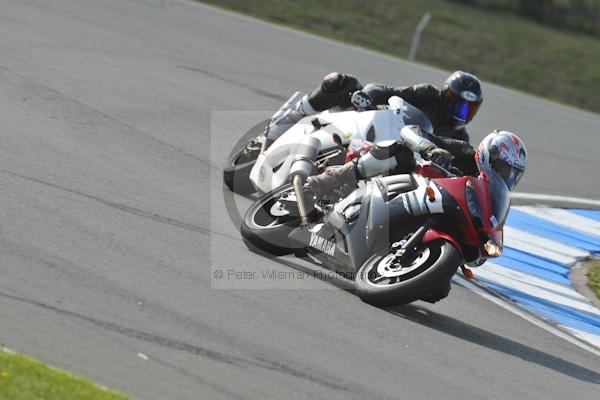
476,130,527,191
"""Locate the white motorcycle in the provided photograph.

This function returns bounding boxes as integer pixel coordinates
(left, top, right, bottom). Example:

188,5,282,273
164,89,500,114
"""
223,94,434,195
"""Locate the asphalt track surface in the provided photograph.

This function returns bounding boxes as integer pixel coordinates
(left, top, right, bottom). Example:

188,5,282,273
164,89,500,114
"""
1,1,599,399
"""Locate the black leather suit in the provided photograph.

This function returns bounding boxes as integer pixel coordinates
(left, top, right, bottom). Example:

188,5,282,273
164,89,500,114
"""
307,72,478,176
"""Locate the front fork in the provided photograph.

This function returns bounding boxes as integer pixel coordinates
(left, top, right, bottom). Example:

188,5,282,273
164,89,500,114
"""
393,219,432,265
395,222,474,279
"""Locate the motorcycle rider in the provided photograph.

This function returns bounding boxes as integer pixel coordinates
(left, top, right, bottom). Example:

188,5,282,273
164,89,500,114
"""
307,129,527,214
308,130,527,303
475,130,528,191
265,71,483,174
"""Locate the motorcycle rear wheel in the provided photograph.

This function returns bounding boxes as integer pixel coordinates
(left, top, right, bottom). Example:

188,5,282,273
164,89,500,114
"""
355,240,461,306
241,184,304,256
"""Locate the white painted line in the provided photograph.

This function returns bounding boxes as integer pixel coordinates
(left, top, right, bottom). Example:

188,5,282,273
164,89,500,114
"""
477,263,600,316
515,206,600,238
512,192,600,207
563,327,600,349
137,352,149,360
453,276,600,356
504,226,587,264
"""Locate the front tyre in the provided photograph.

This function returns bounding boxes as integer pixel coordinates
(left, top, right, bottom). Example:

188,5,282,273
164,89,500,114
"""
223,120,268,195
223,135,263,194
355,240,461,306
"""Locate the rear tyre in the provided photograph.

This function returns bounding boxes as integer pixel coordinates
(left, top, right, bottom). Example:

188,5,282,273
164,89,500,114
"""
355,240,461,306
240,185,302,256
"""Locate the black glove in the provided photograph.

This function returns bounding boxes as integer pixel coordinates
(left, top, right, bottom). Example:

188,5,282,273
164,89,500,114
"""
350,90,375,111
419,145,454,169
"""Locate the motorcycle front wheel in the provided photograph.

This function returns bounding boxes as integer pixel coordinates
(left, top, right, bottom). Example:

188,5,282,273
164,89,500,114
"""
355,240,461,306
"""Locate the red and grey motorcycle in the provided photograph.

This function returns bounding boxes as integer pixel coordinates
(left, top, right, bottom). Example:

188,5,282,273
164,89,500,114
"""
241,135,509,306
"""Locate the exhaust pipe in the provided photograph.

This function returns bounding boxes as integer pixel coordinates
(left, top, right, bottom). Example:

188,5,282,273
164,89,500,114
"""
289,135,321,225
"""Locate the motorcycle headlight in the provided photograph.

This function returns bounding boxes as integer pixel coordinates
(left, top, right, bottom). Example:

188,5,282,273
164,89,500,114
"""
483,238,502,257
465,181,483,230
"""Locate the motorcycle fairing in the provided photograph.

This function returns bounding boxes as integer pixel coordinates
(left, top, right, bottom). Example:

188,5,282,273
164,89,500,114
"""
288,173,446,272
250,99,432,194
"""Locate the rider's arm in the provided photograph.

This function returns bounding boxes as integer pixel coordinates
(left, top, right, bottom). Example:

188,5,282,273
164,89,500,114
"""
427,135,473,158
399,126,478,176
398,125,437,153
392,83,440,109
427,135,479,177
355,153,399,179
359,83,398,106
358,82,438,109
451,127,471,143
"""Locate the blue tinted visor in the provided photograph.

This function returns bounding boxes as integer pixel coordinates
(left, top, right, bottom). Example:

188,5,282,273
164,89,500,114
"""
455,101,470,121
450,100,479,123
445,91,480,124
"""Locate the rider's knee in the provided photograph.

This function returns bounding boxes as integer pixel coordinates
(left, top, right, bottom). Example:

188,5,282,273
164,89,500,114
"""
362,82,379,92
420,279,451,303
392,144,416,174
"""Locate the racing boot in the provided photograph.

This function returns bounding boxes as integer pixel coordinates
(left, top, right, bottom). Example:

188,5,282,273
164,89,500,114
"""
264,94,317,147
307,72,363,111
306,162,359,199
264,73,362,148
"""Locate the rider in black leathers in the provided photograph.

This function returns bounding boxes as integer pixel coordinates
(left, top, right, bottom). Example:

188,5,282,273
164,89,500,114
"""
351,78,481,176
297,71,484,195
267,71,483,177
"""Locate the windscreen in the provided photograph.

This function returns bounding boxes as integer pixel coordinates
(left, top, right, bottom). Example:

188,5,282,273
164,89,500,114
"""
401,102,434,135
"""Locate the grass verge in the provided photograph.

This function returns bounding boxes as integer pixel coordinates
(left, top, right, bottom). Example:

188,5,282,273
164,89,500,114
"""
199,0,600,114
0,349,128,400
589,260,600,300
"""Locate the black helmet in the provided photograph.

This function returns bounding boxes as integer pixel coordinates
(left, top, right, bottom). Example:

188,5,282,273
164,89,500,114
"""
441,71,483,128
